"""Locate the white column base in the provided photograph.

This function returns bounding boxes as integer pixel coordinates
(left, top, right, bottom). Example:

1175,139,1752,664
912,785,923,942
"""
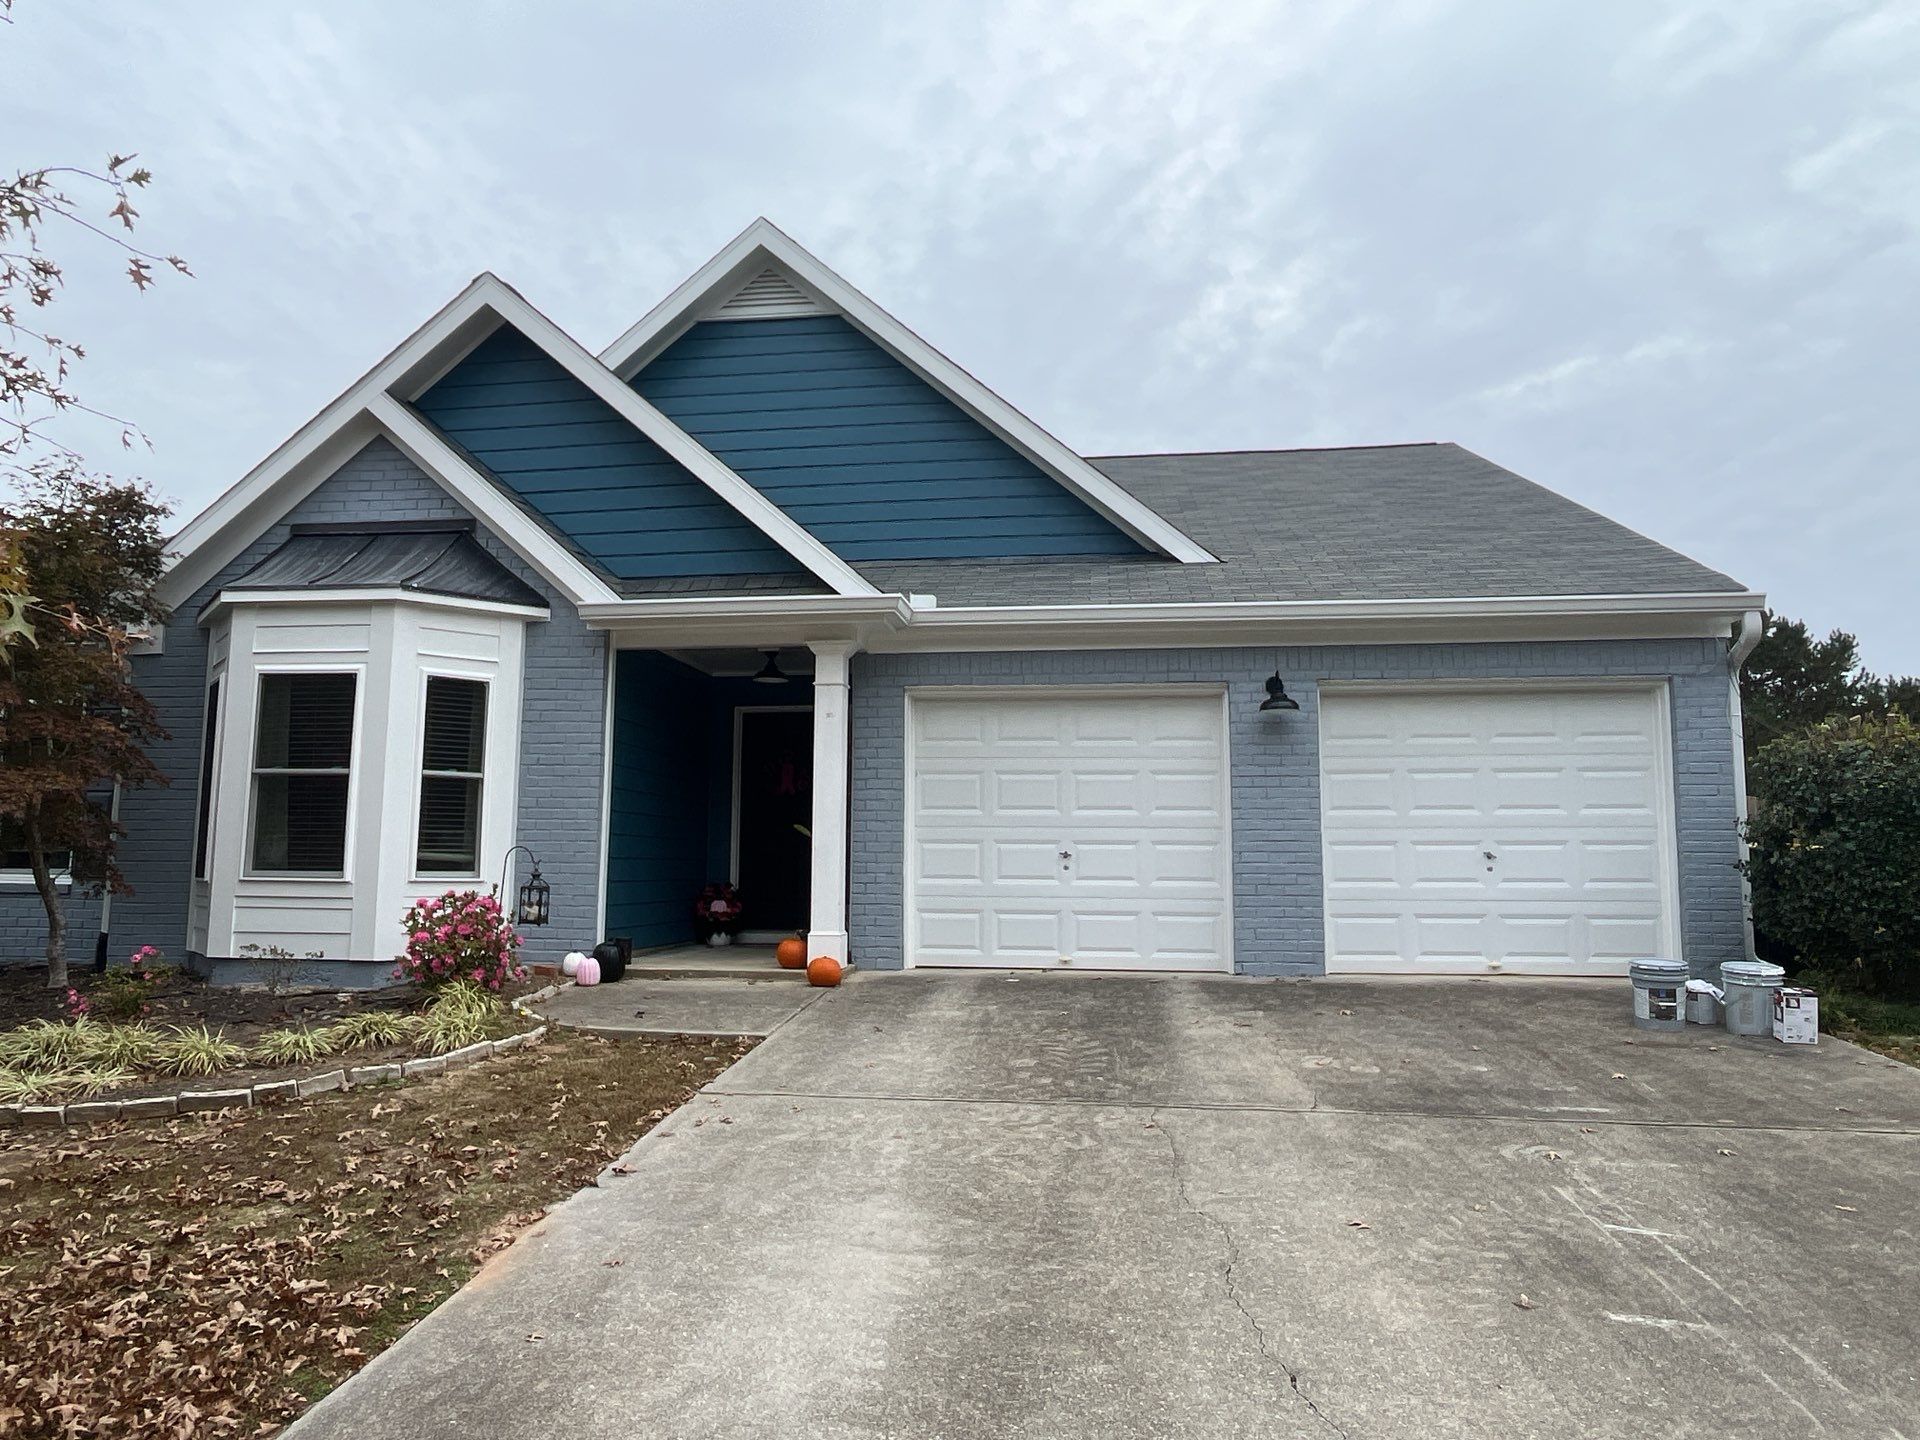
804,929,849,965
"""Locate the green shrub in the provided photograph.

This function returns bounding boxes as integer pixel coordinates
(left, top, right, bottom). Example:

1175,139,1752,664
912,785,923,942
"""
1745,715,1920,999
154,1024,245,1077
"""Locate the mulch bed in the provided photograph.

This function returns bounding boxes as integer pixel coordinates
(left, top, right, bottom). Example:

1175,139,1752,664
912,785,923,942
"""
0,1027,752,1437
0,965,424,1037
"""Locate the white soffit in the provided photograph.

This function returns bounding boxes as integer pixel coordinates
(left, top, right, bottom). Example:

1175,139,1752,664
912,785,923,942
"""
599,218,1218,565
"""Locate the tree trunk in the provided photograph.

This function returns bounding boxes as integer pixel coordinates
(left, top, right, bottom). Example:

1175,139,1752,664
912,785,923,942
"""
25,807,67,991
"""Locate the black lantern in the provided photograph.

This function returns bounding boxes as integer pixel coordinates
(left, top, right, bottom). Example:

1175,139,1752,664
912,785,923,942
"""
1259,671,1300,712
517,863,551,927
752,649,789,685
498,845,552,927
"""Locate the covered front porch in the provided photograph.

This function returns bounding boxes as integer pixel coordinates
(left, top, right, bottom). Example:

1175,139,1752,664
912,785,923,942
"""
602,640,855,965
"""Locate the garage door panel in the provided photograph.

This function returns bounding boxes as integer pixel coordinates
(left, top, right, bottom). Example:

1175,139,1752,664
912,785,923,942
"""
1322,687,1676,977
910,692,1230,971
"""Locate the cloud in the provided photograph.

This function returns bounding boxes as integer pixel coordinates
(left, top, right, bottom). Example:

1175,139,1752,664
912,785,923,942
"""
2,0,1914,669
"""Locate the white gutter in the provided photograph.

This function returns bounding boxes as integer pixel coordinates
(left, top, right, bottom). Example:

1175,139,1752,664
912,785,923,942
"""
904,591,1769,628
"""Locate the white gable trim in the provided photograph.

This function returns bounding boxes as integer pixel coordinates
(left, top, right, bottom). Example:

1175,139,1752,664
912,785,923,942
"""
599,219,1219,566
157,273,876,614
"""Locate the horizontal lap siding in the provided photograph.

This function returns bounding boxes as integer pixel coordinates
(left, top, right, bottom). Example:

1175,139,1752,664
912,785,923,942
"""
849,641,1749,979
415,326,805,580
632,316,1144,561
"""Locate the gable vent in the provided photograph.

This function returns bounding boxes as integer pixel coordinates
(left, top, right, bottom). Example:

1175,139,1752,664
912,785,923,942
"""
710,267,826,321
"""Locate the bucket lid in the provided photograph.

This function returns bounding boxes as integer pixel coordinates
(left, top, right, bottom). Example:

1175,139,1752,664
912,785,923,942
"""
1721,960,1785,984
1628,957,1688,980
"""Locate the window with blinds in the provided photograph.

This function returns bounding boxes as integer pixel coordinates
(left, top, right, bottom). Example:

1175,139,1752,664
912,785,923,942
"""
250,672,356,874
193,679,221,881
417,676,487,875
1,819,71,876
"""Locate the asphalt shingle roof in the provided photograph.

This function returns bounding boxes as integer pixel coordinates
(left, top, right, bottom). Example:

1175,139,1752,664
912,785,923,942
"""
215,526,548,614
854,443,1747,606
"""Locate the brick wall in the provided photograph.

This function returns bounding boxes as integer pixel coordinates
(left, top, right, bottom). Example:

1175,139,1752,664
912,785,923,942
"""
0,439,608,977
848,639,1747,979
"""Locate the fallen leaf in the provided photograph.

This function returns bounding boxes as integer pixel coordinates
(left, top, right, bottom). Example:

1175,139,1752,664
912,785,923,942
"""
1346,1219,1371,1231
1610,1073,1627,1081
1716,1148,1737,1157
1515,1295,1535,1311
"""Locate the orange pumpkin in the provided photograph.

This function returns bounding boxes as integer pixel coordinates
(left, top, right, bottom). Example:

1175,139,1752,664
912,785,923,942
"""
775,937,807,969
806,956,843,988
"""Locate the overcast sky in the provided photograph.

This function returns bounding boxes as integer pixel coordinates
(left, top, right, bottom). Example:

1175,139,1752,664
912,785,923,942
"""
5,1,1914,667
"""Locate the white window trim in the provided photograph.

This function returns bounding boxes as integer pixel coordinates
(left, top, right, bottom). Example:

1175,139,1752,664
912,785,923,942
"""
242,664,366,883
409,668,492,884
192,673,227,883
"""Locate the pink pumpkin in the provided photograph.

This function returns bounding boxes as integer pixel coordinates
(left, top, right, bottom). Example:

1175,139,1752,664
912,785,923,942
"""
575,955,602,986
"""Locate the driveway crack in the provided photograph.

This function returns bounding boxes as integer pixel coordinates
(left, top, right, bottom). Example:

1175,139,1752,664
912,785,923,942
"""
1152,1107,1349,1439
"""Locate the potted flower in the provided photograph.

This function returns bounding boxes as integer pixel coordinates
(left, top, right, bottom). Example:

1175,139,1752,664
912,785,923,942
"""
694,882,743,946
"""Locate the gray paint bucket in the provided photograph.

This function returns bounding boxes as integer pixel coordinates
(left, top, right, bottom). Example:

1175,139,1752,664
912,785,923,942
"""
1628,958,1689,1031
1721,960,1786,1036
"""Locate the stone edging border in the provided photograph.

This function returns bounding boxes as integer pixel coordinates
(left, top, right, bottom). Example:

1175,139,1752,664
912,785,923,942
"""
0,980,574,1130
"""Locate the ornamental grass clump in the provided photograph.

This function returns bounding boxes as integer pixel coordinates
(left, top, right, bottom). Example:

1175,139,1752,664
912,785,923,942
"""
394,890,526,993
0,1019,96,1070
332,1010,420,1051
81,1023,168,1072
154,1024,245,1077
417,1006,490,1056
252,1024,344,1067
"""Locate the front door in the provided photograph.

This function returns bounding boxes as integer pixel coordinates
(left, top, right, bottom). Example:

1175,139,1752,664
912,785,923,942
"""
734,708,813,935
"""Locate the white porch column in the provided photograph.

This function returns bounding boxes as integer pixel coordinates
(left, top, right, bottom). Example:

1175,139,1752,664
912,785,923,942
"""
806,641,855,965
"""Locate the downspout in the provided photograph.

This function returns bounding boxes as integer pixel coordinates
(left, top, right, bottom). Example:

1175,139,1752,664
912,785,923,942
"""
1727,610,1764,961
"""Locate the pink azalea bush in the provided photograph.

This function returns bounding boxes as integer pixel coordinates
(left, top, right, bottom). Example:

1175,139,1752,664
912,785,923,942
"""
393,889,526,992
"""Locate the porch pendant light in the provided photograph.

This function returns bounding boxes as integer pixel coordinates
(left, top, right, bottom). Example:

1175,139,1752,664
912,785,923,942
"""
752,649,789,685
1259,670,1300,712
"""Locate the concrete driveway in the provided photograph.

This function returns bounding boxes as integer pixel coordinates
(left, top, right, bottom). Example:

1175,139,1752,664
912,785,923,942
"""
291,973,1920,1439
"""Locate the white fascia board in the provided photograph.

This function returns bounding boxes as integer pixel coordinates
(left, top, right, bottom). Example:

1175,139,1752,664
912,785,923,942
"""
864,590,1770,653
466,276,878,599
367,395,617,606
599,219,1217,566
156,276,504,611
200,587,551,626
579,592,913,650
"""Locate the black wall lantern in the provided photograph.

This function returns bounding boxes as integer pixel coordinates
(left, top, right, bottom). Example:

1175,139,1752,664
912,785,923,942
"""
1259,670,1300,713
498,845,552,927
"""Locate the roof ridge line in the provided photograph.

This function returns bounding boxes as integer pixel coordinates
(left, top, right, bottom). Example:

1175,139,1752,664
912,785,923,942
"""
1091,442,1445,459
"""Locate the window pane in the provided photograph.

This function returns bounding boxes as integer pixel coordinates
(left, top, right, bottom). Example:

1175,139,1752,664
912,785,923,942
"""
0,821,70,873
423,677,486,773
417,775,481,874
193,680,221,880
256,673,356,770
251,774,349,872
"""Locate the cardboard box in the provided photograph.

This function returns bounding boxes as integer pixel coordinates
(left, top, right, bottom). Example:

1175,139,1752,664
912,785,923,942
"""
1773,986,1819,1045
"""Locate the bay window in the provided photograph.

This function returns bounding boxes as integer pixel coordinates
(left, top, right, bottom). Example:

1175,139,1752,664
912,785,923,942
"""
249,672,356,874
417,676,487,875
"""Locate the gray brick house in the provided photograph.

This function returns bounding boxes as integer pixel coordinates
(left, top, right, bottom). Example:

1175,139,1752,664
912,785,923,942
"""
2,220,1764,984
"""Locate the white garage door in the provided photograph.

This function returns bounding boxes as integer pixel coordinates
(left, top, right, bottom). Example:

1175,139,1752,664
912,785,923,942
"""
908,690,1231,971
1319,686,1678,976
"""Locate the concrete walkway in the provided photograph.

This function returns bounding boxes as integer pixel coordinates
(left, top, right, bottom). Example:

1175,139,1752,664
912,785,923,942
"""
291,973,1920,1439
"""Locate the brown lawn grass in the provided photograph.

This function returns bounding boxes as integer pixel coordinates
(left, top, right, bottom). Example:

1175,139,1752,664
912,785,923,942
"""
0,1028,751,1437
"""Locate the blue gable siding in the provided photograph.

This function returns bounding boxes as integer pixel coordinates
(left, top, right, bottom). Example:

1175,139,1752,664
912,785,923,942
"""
415,326,804,580
631,315,1145,561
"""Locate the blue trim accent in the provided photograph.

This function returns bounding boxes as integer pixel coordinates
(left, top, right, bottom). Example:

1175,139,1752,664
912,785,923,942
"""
634,316,1144,561
415,327,805,580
